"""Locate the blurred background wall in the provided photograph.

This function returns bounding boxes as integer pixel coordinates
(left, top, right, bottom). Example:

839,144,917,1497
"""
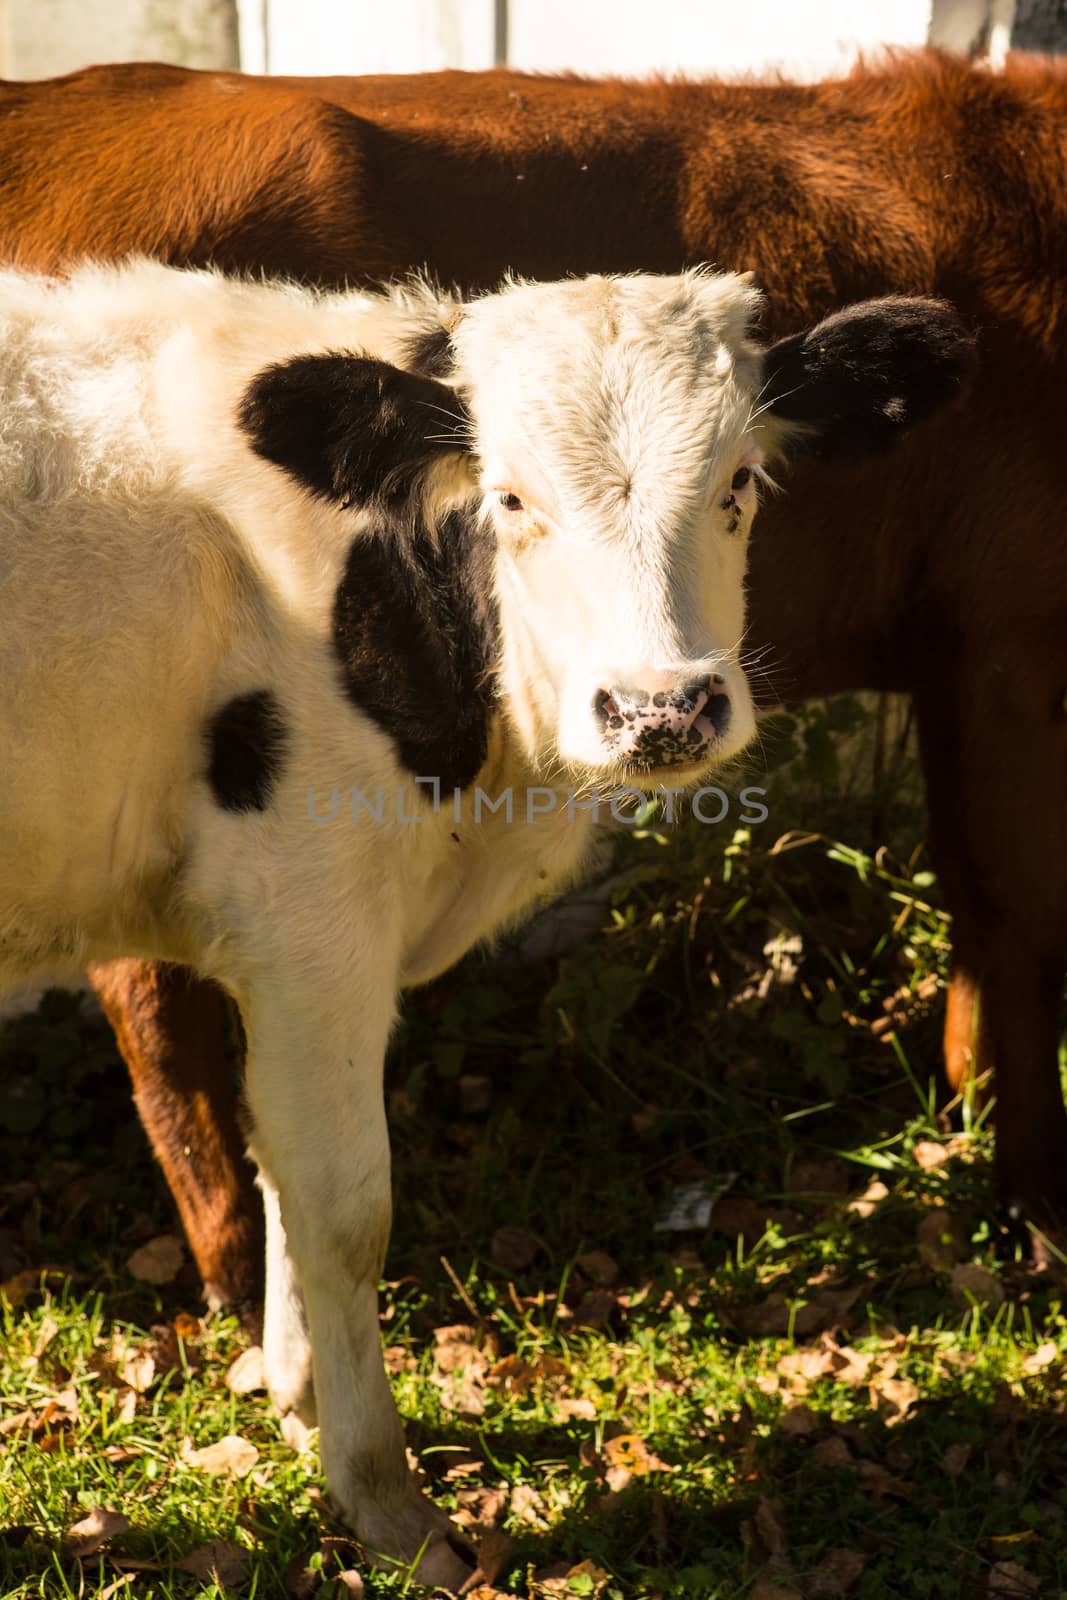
0,0,1060,81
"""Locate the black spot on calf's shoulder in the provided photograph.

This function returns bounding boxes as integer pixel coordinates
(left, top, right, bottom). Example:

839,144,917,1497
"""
332,506,499,792
207,690,288,813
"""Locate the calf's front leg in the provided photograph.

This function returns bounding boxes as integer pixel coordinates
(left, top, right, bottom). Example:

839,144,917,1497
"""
239,975,473,1588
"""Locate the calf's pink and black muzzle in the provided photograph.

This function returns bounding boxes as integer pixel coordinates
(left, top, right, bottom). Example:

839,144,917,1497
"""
593,670,732,770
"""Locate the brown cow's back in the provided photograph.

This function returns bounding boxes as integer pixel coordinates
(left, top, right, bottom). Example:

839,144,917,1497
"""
4,54,1067,331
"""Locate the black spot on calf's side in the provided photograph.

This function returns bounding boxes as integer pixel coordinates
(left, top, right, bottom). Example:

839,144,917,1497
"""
239,353,470,508
207,690,288,813
332,506,498,792
762,296,977,459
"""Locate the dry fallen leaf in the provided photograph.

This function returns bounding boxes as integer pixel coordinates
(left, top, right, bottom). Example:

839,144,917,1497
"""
534,1561,611,1598
459,1073,492,1115
848,1179,889,1220
830,1346,872,1388
710,1196,800,1246
1022,1342,1058,1375
115,1388,138,1425
0,1267,67,1307
576,1250,618,1285
285,1548,322,1598
603,1433,671,1477
813,1436,853,1469
31,1314,60,1361
509,1484,545,1525
918,1209,969,1272
226,1346,266,1395
943,1441,972,1477
442,1452,485,1481
870,1375,919,1426
181,1434,259,1478
0,1409,33,1436
63,1508,130,1559
433,1325,483,1374
172,1311,201,1343
48,1386,80,1422
122,1350,155,1394
571,1290,617,1330
102,1443,144,1465
808,1547,866,1596
736,1294,826,1338
988,1560,1040,1595
97,1577,133,1600
778,1403,818,1438
440,1379,487,1418
750,1575,802,1600
777,1345,836,1393
556,1397,597,1421
788,1156,851,1197
754,1495,790,1559
486,1355,537,1395
176,1539,250,1586
912,1139,951,1170
468,1528,516,1587
454,1486,507,1534
855,1460,912,1502
952,1263,1005,1307
489,1226,544,1272
126,1234,184,1285
563,1560,611,1596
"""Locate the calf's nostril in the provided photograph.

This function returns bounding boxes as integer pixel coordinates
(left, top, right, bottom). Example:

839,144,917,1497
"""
703,692,731,735
594,689,619,723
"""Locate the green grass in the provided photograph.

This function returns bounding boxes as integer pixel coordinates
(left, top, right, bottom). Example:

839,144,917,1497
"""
2,717,1066,1599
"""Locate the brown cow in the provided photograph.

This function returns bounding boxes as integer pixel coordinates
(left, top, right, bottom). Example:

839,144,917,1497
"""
2,50,1066,1314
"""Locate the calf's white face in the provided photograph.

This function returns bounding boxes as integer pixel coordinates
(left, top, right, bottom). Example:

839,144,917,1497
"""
241,275,976,798
451,273,763,785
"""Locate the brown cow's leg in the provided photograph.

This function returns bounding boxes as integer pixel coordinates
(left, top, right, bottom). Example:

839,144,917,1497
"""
915,667,1067,1226
87,958,264,1315
942,966,994,1097
980,945,1067,1226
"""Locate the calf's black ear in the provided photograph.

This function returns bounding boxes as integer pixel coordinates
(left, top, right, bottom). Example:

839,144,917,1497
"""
762,297,977,459
239,353,471,506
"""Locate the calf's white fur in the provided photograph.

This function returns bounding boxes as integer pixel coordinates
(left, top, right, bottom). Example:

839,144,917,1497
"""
0,260,972,1584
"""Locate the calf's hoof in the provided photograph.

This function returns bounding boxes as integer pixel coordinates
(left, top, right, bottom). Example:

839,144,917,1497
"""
404,1528,477,1592
345,1477,475,1593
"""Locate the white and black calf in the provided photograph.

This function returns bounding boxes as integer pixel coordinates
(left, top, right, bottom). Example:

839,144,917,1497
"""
0,261,973,1585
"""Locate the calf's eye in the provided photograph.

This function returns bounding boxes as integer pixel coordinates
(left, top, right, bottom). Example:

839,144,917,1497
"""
731,466,752,492
499,492,524,512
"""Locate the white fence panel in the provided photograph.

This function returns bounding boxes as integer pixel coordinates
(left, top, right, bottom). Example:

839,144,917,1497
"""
7,0,238,78
506,0,934,79
2,0,1033,83
239,0,495,74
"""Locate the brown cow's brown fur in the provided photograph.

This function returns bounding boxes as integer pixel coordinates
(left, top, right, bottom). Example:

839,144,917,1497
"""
2,50,1066,1300
86,961,263,1325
